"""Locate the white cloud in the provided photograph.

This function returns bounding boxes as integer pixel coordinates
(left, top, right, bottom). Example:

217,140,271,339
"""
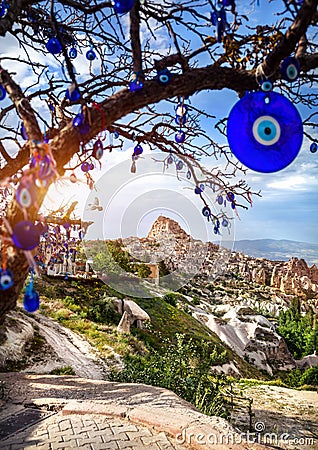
267,174,318,191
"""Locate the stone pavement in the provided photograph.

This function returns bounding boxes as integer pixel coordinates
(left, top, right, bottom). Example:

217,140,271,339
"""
0,373,268,450
0,412,186,450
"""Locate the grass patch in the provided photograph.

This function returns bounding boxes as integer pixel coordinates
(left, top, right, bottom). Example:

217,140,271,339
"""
50,366,76,375
32,276,262,379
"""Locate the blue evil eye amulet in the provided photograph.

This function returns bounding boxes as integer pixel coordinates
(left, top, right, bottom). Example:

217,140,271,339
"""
175,131,185,143
0,84,6,100
23,273,40,313
134,144,143,156
86,49,96,61
69,47,77,59
12,220,40,251
92,140,104,160
157,68,172,85
0,269,13,290
227,91,303,173
112,0,135,14
46,37,62,54
280,56,300,82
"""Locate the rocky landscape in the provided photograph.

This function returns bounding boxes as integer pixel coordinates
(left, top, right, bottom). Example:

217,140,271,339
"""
123,216,318,374
0,216,317,449
142,216,318,301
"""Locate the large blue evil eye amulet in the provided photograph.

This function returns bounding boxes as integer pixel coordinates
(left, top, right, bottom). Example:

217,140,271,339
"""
227,91,303,173
0,269,14,290
112,0,135,14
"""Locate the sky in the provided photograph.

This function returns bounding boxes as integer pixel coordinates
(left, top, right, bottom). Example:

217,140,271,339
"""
0,1,317,246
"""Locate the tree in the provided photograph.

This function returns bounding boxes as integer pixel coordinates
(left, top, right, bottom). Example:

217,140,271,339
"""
137,264,151,279
0,0,317,320
277,302,318,358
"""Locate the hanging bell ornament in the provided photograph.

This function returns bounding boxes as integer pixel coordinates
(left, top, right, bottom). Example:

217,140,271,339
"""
70,172,77,183
131,161,136,173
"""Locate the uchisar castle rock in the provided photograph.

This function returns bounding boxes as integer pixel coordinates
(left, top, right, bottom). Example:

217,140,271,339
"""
123,216,318,374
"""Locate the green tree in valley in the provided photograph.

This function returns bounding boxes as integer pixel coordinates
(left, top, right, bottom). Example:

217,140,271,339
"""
277,300,318,359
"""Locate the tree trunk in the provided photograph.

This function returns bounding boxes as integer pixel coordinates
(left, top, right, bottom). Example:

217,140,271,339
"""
0,247,29,324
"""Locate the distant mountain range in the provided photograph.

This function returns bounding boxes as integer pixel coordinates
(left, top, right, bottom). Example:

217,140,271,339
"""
222,239,318,266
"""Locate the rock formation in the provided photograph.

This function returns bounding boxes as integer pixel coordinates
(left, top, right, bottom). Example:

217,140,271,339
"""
115,299,150,334
144,216,318,300
193,306,296,374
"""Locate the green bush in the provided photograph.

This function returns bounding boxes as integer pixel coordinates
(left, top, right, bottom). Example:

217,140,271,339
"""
277,300,318,359
300,366,318,386
109,333,229,418
50,366,76,375
85,296,120,324
284,366,318,388
54,308,71,321
163,292,178,307
163,292,188,307
285,368,303,388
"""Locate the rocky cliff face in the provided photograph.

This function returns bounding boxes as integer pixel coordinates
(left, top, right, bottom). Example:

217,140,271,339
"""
124,216,317,375
193,306,295,374
147,216,190,242
144,216,318,302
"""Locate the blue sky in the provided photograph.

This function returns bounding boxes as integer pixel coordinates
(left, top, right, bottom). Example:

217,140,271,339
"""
1,1,317,246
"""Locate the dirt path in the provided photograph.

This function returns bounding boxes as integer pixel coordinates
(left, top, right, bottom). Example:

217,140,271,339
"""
22,313,119,380
232,384,318,449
